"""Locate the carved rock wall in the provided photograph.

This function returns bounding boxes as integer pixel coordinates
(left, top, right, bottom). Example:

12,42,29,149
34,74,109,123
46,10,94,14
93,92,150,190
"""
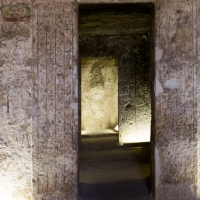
81,57,118,131
1,0,200,200
154,0,199,199
0,1,32,200
32,2,78,200
0,1,79,199
119,35,150,143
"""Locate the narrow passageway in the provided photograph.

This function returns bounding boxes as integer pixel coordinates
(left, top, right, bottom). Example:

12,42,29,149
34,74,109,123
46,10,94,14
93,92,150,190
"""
79,135,151,200
79,4,153,199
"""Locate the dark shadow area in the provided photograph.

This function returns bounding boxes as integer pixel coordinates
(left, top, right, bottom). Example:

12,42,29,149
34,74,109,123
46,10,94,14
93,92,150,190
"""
79,178,151,200
79,136,151,200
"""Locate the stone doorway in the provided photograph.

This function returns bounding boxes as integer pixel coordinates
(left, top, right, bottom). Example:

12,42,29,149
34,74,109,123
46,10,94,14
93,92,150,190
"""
78,3,154,200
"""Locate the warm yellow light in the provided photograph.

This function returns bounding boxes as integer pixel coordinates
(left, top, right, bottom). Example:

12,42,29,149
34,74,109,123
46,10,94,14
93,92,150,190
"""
0,189,14,200
114,125,119,131
81,129,117,135
0,190,28,200
0,184,28,200
119,123,150,143
81,57,118,132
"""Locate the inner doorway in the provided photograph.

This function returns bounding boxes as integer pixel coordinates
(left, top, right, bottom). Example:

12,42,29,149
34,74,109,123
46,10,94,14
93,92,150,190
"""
78,4,153,200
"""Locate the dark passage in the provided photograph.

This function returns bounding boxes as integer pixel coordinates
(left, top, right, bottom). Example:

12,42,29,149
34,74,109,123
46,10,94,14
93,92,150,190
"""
79,4,153,200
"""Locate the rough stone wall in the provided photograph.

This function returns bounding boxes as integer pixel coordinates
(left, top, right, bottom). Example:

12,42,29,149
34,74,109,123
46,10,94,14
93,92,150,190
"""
0,1,32,200
81,57,118,131
197,1,200,199
0,1,79,199
154,0,198,199
1,0,200,200
119,35,151,143
32,1,78,200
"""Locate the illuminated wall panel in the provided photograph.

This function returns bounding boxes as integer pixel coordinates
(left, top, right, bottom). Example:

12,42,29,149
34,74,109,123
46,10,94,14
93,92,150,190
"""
81,57,118,132
118,38,151,143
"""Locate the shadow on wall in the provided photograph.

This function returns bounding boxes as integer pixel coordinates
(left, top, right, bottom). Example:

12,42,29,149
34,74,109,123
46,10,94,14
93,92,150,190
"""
79,178,151,200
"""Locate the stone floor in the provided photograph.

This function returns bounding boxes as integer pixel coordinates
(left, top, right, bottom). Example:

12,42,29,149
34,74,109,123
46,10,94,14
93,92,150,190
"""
79,135,152,200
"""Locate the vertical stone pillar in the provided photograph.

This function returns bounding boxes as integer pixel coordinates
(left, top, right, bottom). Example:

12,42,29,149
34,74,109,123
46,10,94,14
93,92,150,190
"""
118,35,151,144
154,0,198,199
32,1,78,199
0,1,32,200
196,1,200,199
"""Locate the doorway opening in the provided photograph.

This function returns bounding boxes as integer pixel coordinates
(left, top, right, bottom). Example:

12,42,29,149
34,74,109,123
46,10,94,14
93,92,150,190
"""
78,4,154,200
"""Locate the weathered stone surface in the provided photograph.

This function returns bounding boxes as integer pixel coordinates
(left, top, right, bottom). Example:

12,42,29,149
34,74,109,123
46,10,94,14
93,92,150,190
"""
81,57,118,131
0,0,200,199
154,0,198,199
78,0,155,3
118,35,151,143
0,3,31,38
0,2,32,200
32,2,78,200
2,3,31,21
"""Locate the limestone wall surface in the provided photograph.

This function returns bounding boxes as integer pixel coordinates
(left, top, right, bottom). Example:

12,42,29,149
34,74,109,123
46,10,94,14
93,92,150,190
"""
81,57,118,131
0,0,200,200
118,35,150,143
31,2,78,200
0,1,79,200
0,1,32,200
154,0,198,199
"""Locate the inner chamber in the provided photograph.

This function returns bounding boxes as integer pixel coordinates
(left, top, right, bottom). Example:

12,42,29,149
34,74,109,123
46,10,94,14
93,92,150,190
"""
79,4,151,144
79,4,153,199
